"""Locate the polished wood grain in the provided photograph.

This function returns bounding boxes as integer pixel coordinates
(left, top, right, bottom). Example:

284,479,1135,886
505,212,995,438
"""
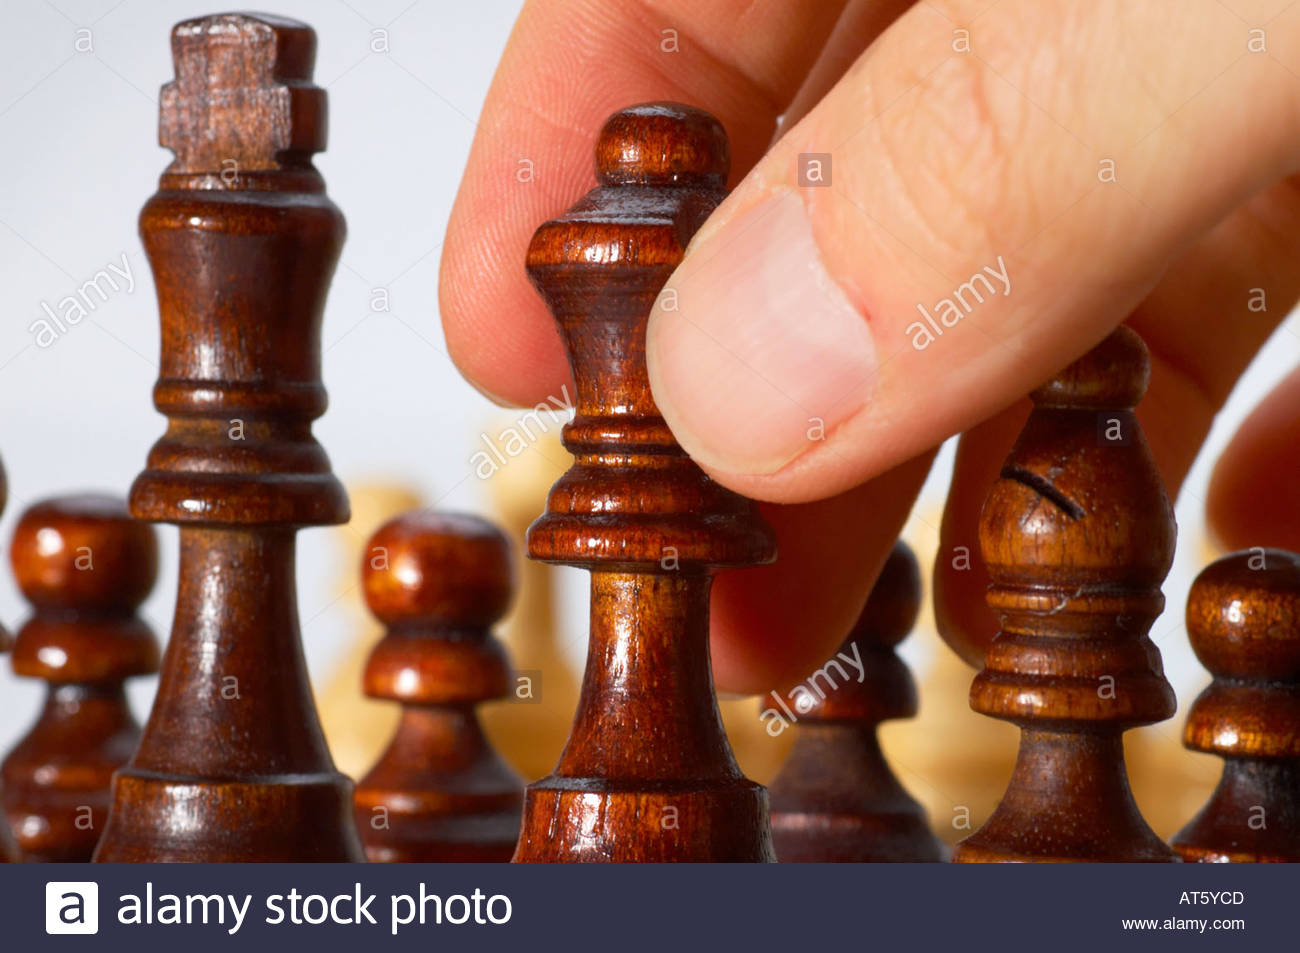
94,13,362,861
1172,549,1300,861
953,327,1179,862
768,541,943,862
354,511,524,861
3,496,158,862
514,103,777,862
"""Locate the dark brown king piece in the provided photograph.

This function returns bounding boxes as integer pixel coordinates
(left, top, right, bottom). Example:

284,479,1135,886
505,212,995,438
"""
1172,549,1300,861
354,511,524,861
953,327,1178,862
515,103,777,862
767,541,942,862
94,13,361,861
3,496,159,862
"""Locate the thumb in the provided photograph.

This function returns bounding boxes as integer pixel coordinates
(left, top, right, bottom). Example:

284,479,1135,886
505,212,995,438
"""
646,0,1300,503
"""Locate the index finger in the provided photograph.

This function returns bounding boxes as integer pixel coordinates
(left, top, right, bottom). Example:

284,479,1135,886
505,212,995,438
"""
438,0,851,407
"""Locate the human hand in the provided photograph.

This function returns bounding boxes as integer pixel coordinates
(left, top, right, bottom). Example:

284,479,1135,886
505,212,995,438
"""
441,0,1300,689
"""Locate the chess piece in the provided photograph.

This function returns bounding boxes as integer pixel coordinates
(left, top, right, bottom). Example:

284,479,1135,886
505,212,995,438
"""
95,13,362,861
354,511,524,861
514,103,777,862
952,327,1178,862
481,422,794,797
924,419,1214,845
3,496,159,862
768,541,943,861
0,461,18,864
1172,549,1300,861
319,483,422,779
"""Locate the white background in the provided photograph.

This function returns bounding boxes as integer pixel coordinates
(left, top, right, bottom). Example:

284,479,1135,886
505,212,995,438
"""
0,0,1296,755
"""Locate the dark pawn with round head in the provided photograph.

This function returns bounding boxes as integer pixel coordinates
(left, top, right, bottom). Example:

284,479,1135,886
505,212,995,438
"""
768,540,944,862
3,495,159,862
354,510,524,862
1173,549,1300,862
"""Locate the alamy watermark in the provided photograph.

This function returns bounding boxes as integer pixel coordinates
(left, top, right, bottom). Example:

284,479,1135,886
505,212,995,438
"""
471,386,574,479
31,253,135,348
906,255,1010,350
758,641,867,736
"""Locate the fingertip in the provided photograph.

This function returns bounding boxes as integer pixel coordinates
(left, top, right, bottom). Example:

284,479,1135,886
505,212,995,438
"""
438,247,571,408
438,135,579,407
710,456,933,694
710,497,875,694
1207,365,1300,552
932,400,1031,668
932,550,993,670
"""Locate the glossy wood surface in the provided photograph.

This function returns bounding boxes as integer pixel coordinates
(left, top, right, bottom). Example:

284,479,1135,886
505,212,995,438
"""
768,541,943,862
1172,549,1300,861
354,511,523,861
94,13,362,861
953,327,1179,862
514,103,778,862
3,496,158,862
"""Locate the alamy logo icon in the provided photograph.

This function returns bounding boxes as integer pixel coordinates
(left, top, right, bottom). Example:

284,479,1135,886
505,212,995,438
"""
46,882,99,935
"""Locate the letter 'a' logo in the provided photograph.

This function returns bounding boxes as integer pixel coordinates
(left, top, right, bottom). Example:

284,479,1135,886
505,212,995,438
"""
46,882,99,935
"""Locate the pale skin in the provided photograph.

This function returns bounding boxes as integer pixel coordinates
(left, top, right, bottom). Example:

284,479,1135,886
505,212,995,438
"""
441,0,1300,692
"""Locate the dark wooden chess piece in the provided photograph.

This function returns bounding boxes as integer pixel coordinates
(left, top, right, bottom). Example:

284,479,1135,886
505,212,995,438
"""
514,103,777,862
94,13,362,861
354,511,524,861
0,460,17,864
3,496,159,862
1172,549,1300,861
952,327,1179,862
768,541,943,861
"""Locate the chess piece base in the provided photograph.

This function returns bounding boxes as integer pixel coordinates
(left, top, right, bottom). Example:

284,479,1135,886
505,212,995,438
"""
769,724,943,862
513,779,773,862
953,730,1177,862
1172,759,1300,863
95,771,364,861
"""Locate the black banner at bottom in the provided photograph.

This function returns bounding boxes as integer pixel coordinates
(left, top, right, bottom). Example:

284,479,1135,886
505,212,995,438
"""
17,862,1281,950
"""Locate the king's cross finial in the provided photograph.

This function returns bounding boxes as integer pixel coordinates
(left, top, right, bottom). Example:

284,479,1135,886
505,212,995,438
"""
160,13,326,175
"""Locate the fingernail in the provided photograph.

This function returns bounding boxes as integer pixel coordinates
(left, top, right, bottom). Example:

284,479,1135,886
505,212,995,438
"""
647,188,876,476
